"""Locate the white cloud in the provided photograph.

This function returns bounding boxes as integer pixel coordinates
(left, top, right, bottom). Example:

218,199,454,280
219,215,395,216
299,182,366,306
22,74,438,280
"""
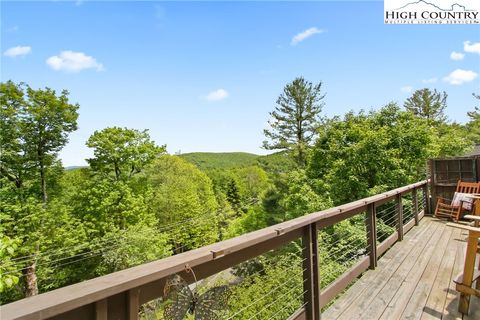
46,51,104,73
422,77,438,84
401,86,413,93
464,41,480,54
3,46,31,57
443,69,478,85
450,51,464,60
291,27,323,46
204,89,229,102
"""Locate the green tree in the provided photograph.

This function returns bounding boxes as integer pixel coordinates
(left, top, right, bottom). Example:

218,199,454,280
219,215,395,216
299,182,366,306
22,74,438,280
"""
233,166,270,204
23,86,78,203
1,82,79,203
143,156,219,252
263,77,325,167
308,104,433,204
281,170,332,220
226,178,242,214
40,168,164,290
433,122,471,157
86,127,165,181
0,81,29,192
97,225,171,274
0,235,21,297
404,88,447,125
72,179,153,236
466,93,480,144
0,187,84,300
0,81,79,298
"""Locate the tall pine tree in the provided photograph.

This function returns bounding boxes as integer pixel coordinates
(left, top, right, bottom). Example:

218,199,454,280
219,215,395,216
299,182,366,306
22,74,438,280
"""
404,88,447,125
263,77,325,167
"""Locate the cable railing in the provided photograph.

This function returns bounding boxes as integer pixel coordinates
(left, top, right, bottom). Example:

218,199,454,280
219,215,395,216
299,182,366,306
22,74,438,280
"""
1,180,429,320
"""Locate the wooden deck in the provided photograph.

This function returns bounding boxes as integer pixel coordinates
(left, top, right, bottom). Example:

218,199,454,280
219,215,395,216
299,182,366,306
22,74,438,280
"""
324,216,480,320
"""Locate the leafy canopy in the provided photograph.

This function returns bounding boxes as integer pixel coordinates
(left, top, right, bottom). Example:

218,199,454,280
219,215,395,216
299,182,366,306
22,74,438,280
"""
86,127,165,181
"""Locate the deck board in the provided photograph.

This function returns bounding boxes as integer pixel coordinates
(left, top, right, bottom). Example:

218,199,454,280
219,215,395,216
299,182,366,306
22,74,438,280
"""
324,217,480,320
322,219,434,319
395,225,453,320
420,226,459,320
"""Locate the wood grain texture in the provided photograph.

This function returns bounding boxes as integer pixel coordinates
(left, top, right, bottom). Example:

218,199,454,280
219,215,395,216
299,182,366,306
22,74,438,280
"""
324,217,480,320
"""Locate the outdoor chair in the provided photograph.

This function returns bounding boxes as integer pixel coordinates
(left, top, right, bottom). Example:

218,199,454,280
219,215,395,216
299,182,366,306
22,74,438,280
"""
447,209,480,314
434,180,480,221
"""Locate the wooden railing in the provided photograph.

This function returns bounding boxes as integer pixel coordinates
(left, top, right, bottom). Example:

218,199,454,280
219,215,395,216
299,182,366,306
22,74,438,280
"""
1,180,429,320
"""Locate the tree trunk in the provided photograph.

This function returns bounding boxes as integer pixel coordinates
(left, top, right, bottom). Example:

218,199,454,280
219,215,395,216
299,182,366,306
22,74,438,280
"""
40,160,48,203
23,260,39,297
38,147,48,203
114,161,121,181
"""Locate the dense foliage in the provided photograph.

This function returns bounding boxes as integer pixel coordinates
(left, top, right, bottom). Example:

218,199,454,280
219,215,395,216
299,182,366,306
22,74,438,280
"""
1,80,477,318
178,152,259,170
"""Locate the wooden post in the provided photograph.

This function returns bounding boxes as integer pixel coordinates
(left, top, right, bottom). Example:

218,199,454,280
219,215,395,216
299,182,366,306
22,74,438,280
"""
302,223,320,320
366,203,377,269
95,299,108,320
412,188,419,226
423,183,430,215
396,194,404,241
128,289,140,320
312,223,320,319
458,232,479,314
428,159,435,216
471,199,480,292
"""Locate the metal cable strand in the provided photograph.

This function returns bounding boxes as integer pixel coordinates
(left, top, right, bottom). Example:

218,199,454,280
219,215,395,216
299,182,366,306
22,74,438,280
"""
12,237,215,279
225,268,306,320
268,299,307,320
2,211,220,270
233,256,307,287
246,282,306,320
2,210,221,267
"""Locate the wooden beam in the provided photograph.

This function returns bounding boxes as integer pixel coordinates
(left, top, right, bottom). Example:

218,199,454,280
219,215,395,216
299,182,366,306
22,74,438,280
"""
458,233,479,314
287,307,306,320
446,223,480,235
366,203,377,269
423,183,430,215
95,300,107,320
396,194,404,241
320,256,370,308
377,233,399,257
128,289,140,320
302,224,314,320
412,188,419,226
403,217,416,235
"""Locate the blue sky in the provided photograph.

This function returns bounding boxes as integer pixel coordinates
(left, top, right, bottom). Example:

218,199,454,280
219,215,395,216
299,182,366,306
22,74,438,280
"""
2,1,479,166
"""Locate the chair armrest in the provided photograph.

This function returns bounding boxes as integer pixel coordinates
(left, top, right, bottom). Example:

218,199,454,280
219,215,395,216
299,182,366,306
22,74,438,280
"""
464,215,480,221
437,197,452,204
437,202,459,209
447,222,480,234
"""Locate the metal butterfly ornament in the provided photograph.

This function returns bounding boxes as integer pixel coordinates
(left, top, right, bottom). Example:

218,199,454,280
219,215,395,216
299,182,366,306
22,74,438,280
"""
163,267,230,320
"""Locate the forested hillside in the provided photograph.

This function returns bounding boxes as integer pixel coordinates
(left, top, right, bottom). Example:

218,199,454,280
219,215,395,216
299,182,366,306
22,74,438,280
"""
178,152,260,170
1,79,479,317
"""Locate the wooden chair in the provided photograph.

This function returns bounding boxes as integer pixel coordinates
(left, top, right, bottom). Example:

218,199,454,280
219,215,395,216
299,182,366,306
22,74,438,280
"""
447,206,480,314
434,180,480,221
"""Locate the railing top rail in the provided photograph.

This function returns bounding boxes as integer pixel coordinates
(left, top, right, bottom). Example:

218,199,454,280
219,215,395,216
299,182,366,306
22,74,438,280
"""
1,180,427,319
